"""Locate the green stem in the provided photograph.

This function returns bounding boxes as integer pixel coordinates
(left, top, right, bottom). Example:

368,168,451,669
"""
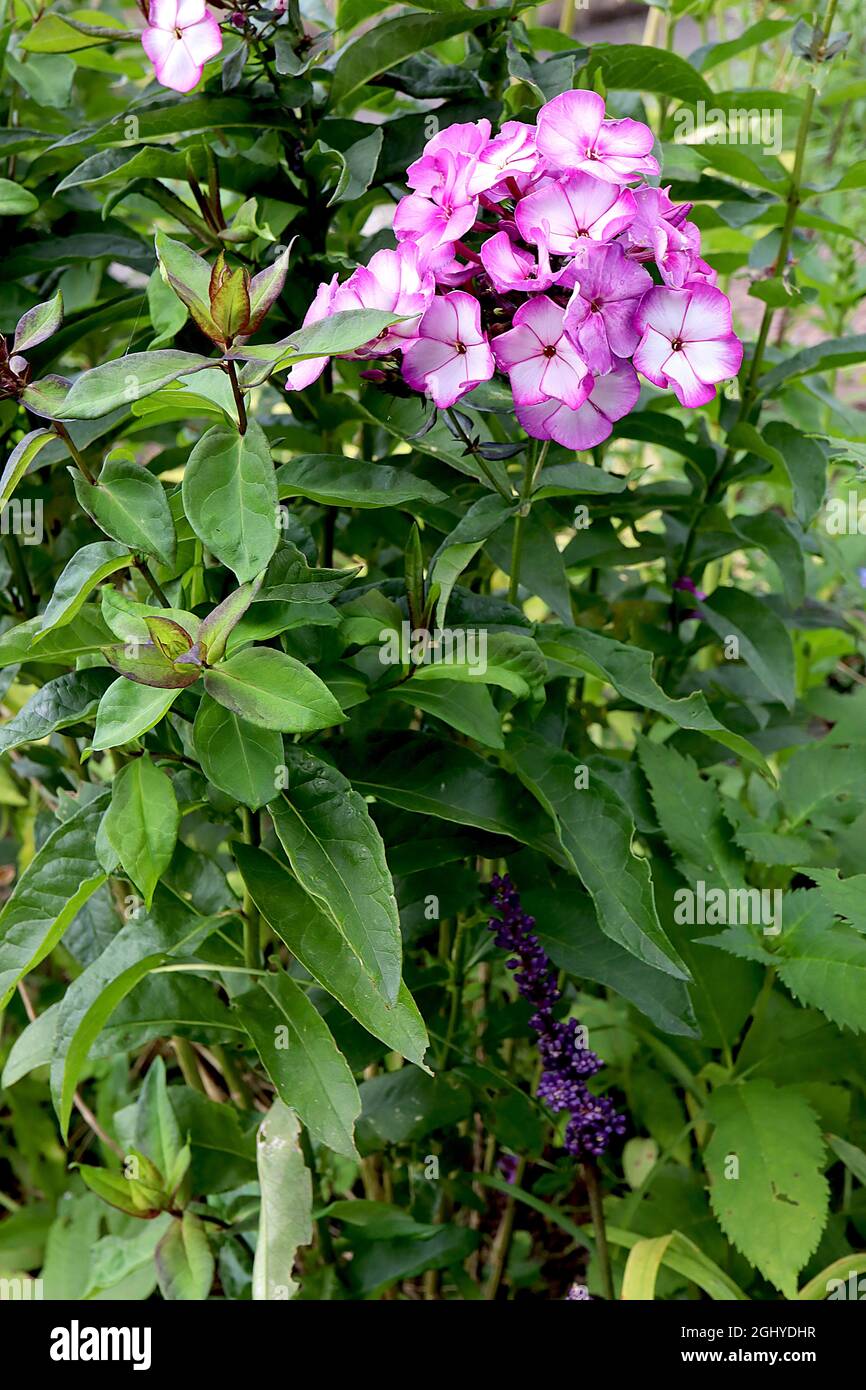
484,1155,526,1299
583,1159,614,1300
3,534,35,616
444,409,515,502
172,1036,206,1093
558,0,574,36
240,807,261,969
438,915,468,1069
507,440,548,606
133,557,171,608
53,421,95,484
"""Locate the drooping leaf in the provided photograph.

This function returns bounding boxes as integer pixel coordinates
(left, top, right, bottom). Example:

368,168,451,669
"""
72,458,177,567
34,541,132,639
0,669,113,755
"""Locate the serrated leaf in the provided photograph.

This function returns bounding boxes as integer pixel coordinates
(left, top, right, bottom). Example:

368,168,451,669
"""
704,1081,829,1298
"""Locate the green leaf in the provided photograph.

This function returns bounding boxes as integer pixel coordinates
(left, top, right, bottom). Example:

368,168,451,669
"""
539,626,770,773
760,334,866,394
13,291,63,352
329,8,505,106
585,43,713,105
203,647,343,732
762,423,827,527
529,884,697,1037
0,792,108,1009
92,679,180,751
235,844,429,1068
704,1081,829,1298
776,891,866,1034
827,1133,866,1185
252,1100,313,1301
34,541,132,639
104,640,201,690
60,351,213,420
0,607,112,667
429,493,515,628
103,755,179,907
413,630,546,701
386,679,504,750
732,512,805,608
0,178,38,215
155,232,220,340
276,454,446,508
235,972,360,1159
693,17,796,71
50,889,227,1138
193,694,281,809
271,747,402,1005
637,738,747,891
0,428,55,509
0,669,112,755
697,587,795,710
182,420,278,583
350,734,557,850
72,458,177,567
780,745,866,827
509,732,689,980
155,1213,214,1300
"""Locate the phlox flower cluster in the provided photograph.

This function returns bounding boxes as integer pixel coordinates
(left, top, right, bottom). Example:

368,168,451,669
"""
288,91,743,450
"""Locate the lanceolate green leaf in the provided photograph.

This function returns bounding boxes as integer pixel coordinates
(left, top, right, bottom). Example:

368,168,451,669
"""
539,626,771,774
192,694,281,810
509,732,689,980
50,887,230,1138
103,755,179,907
271,747,402,1005
182,420,278,583
234,971,361,1159
234,843,429,1068
275,455,446,508
0,792,108,1009
0,428,54,508
697,587,795,710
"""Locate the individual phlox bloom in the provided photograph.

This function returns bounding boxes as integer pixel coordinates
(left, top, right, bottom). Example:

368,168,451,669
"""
402,291,494,408
393,162,479,264
517,359,640,450
141,0,222,93
332,244,435,355
479,230,563,294
562,242,653,375
492,295,592,410
536,89,659,184
408,119,492,186
633,285,744,407
475,121,539,195
284,275,339,392
515,172,636,255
